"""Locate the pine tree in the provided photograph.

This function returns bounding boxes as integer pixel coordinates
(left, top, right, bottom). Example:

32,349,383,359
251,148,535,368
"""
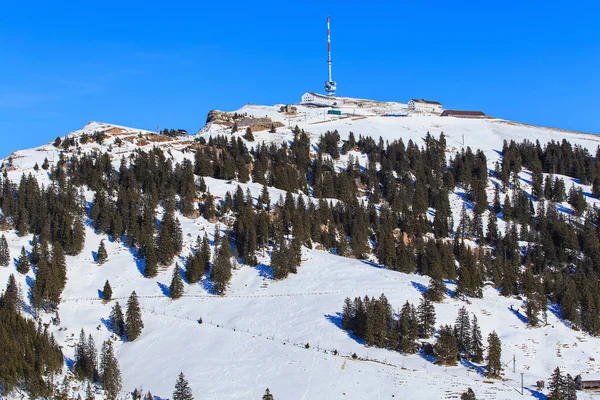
170,264,185,299
426,276,446,302
17,246,30,274
0,234,10,266
243,127,255,142
126,291,144,341
172,372,194,400
0,274,20,313
70,214,86,255
85,381,95,400
563,374,577,400
454,306,472,355
417,295,436,338
110,301,126,338
435,325,458,365
103,280,113,301
144,246,158,278
97,240,108,264
485,331,502,378
212,236,232,294
460,388,476,400
263,388,274,400
471,315,484,363
547,367,564,400
145,391,154,400
100,341,122,400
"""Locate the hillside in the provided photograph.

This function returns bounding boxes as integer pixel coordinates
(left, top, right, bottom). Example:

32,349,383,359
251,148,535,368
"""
2,100,600,400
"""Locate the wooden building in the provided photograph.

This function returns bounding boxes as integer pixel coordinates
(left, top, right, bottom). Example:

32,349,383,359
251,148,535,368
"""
575,374,600,390
440,110,486,118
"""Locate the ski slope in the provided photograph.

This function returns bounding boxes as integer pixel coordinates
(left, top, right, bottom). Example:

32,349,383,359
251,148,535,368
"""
2,100,600,399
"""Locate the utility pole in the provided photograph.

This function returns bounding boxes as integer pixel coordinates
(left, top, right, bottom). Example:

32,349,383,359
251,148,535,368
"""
513,354,516,373
521,372,524,395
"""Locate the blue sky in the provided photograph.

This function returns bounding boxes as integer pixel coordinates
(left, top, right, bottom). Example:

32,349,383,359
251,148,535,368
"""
1,1,599,156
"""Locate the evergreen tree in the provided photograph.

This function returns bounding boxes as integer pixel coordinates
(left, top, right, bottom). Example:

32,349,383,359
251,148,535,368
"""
485,331,502,378
103,280,113,301
97,240,108,264
126,291,144,341
110,301,126,338
172,372,194,400
547,367,564,400
0,234,10,266
417,295,436,338
426,276,446,302
460,388,476,400
70,214,86,255
243,127,255,142
144,246,158,278
85,382,95,400
145,391,154,400
17,246,30,274
0,273,20,313
435,325,458,365
563,374,577,400
100,341,122,400
454,306,472,354
263,388,274,400
212,236,232,294
170,264,185,299
471,315,484,363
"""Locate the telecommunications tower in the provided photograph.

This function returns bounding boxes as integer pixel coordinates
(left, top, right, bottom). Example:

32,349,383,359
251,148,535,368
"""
324,16,337,96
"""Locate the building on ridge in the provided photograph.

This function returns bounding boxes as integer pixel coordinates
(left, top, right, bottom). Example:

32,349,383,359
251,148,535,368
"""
440,110,486,118
408,99,443,113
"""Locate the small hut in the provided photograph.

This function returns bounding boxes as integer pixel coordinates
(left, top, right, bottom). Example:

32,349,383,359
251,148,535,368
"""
575,373,600,390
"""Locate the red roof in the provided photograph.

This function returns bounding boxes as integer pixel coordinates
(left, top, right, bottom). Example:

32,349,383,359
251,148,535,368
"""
411,99,442,105
440,110,485,117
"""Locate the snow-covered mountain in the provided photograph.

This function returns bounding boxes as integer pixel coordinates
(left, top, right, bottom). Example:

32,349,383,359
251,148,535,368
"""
2,99,600,400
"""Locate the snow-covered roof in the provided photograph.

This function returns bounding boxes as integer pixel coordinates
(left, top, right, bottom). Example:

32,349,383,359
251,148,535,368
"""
579,373,600,381
410,99,442,105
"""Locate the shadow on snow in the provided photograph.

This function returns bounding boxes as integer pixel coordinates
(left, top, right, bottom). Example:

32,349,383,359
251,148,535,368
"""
324,312,366,346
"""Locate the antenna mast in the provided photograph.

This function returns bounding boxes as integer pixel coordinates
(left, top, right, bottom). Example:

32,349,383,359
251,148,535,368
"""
325,16,337,96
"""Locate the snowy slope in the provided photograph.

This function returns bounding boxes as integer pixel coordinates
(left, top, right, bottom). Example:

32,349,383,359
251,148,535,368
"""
2,102,600,399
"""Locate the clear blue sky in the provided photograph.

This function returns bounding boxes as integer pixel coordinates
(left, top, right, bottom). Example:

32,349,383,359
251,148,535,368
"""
1,1,599,156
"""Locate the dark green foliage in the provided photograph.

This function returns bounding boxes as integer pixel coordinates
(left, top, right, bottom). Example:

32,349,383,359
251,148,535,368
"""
454,306,471,355
110,301,126,338
426,276,446,302
460,388,476,400
212,236,232,294
173,372,194,400
97,239,108,264
0,274,20,313
103,280,113,300
100,340,122,400
471,315,484,363
0,234,9,266
73,329,98,382
68,214,86,255
0,297,63,397
417,295,436,338
170,264,185,299
144,245,158,278
485,331,502,378
547,367,576,400
341,295,419,352
243,127,255,141
126,291,144,341
17,246,30,274
435,325,458,365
